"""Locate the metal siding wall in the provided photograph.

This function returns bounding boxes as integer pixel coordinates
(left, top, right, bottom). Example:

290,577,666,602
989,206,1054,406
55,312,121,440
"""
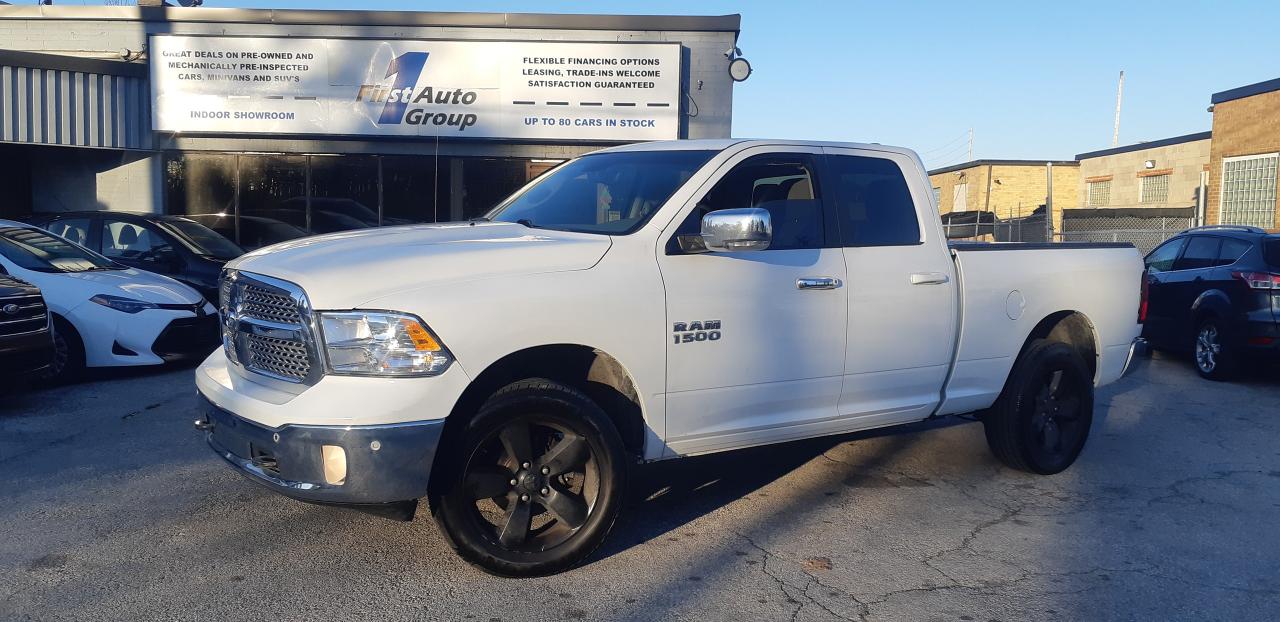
0,64,148,149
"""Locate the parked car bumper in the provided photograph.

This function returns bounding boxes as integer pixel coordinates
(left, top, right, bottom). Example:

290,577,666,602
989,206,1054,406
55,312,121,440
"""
0,329,54,378
197,393,445,505
1120,337,1148,378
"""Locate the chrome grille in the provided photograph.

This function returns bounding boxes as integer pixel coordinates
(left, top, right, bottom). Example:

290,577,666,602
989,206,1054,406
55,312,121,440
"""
240,283,302,324
221,271,319,386
0,293,49,336
244,333,311,382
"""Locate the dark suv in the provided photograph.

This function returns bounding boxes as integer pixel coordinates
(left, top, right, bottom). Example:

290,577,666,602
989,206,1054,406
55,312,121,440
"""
1142,225,1280,380
0,273,53,391
26,211,244,303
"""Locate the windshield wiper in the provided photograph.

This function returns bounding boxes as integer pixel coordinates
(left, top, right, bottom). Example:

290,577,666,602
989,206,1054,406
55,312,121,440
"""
515,218,540,229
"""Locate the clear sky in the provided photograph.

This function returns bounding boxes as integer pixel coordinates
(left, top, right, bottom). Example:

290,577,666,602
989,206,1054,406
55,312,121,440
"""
207,0,1280,169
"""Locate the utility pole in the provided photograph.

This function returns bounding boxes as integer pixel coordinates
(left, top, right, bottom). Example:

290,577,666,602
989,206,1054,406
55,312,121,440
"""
1046,162,1055,242
1112,70,1124,147
967,128,974,161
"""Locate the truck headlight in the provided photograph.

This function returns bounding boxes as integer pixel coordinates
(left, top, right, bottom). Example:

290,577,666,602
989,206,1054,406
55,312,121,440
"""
317,311,453,377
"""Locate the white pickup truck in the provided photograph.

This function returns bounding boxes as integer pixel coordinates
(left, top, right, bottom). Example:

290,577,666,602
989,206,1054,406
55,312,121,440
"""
196,139,1144,576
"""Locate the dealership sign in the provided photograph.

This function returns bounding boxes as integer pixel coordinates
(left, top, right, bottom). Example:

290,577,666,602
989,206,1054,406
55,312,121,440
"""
149,35,681,141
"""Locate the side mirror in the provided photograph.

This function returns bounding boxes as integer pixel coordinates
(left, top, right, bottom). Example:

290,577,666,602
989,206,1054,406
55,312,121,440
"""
701,208,772,252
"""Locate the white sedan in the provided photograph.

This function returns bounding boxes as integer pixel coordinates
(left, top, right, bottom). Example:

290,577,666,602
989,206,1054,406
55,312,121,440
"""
0,219,219,382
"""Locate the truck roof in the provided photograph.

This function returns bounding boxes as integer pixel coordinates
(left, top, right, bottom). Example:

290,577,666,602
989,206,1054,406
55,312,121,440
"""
595,138,922,161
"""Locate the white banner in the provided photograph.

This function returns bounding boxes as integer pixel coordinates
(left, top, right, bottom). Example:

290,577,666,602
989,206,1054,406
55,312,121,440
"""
149,35,682,141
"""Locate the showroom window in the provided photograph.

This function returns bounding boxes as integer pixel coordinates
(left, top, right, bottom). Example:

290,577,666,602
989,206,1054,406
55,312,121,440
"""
1220,153,1278,228
163,153,538,249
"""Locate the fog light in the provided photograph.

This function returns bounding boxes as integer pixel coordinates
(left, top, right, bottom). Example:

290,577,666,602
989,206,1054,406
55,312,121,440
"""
322,445,347,486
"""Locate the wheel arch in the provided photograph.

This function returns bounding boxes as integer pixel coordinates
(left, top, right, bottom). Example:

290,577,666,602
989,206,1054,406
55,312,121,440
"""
1190,288,1233,323
1018,310,1099,381
433,344,647,488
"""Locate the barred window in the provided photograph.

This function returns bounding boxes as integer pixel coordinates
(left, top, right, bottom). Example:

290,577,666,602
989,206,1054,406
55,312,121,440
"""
1221,154,1278,228
1087,180,1111,206
1140,174,1170,204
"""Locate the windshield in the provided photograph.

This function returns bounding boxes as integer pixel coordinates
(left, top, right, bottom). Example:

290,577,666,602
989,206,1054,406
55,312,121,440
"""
158,218,244,260
0,225,121,273
488,150,715,235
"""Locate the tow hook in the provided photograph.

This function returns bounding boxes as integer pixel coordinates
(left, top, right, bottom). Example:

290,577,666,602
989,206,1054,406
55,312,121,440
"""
194,417,214,431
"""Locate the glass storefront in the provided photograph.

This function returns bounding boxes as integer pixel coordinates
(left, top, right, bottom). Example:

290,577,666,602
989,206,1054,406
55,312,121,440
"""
163,152,556,249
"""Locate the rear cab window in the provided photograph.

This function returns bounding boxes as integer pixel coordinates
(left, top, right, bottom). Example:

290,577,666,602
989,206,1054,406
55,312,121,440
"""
825,154,921,247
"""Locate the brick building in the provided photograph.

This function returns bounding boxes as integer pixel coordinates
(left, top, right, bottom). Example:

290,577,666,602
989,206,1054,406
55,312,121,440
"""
1074,131,1212,214
927,159,1078,235
928,160,1079,217
1207,78,1280,229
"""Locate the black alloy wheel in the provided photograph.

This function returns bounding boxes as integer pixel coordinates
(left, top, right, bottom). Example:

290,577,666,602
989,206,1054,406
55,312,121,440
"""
432,379,626,577
983,339,1094,475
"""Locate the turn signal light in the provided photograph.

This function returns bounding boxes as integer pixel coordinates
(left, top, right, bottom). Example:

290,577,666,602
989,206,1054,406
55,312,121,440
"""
1232,271,1280,290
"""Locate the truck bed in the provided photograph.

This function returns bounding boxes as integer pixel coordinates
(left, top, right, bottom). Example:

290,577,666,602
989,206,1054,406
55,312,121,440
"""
939,242,1144,416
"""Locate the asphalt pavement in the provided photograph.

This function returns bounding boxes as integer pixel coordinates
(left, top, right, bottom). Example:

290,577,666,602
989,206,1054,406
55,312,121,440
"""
2,352,1278,621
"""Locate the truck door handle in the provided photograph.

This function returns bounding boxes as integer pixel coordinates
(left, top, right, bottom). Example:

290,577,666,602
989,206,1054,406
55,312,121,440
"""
797,277,842,290
910,272,950,285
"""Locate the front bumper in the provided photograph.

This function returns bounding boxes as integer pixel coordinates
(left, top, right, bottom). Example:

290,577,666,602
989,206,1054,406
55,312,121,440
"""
0,329,54,377
197,393,445,505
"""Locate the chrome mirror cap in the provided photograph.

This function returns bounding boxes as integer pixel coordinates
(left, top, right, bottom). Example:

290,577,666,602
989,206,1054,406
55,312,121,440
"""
701,208,772,252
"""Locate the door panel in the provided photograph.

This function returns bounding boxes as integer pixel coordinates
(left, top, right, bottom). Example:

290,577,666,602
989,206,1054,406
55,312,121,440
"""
1166,236,1221,344
824,148,958,424
1141,236,1186,346
659,147,847,455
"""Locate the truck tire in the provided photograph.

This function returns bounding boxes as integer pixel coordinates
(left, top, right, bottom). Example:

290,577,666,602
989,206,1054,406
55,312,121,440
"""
430,378,627,577
983,339,1093,475
1193,317,1238,381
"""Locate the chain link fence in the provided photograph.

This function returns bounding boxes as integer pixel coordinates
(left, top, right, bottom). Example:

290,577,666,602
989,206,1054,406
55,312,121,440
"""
942,207,1199,254
1058,208,1198,255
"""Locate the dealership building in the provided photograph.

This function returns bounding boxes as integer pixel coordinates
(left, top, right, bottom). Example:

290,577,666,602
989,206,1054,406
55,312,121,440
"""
0,6,742,246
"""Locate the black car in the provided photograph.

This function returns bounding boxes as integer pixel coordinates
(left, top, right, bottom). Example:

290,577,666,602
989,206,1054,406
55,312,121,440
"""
26,211,244,303
1142,225,1280,380
0,273,54,391
184,213,311,252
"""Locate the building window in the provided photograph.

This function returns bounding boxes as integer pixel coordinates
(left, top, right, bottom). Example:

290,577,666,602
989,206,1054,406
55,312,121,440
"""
1140,174,1170,204
1220,154,1278,228
932,186,941,206
1087,180,1111,207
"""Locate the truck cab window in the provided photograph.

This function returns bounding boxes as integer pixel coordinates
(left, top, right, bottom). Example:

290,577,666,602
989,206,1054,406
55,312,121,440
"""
827,154,921,247
672,154,824,252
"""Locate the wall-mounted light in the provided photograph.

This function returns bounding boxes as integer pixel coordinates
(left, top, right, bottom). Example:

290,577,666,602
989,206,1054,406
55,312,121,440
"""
1144,160,1156,169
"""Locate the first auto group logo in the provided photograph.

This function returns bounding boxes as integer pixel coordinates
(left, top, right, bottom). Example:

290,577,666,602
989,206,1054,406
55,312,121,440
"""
355,52,480,131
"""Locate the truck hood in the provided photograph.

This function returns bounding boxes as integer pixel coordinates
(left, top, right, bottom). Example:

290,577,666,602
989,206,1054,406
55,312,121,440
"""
228,221,613,307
